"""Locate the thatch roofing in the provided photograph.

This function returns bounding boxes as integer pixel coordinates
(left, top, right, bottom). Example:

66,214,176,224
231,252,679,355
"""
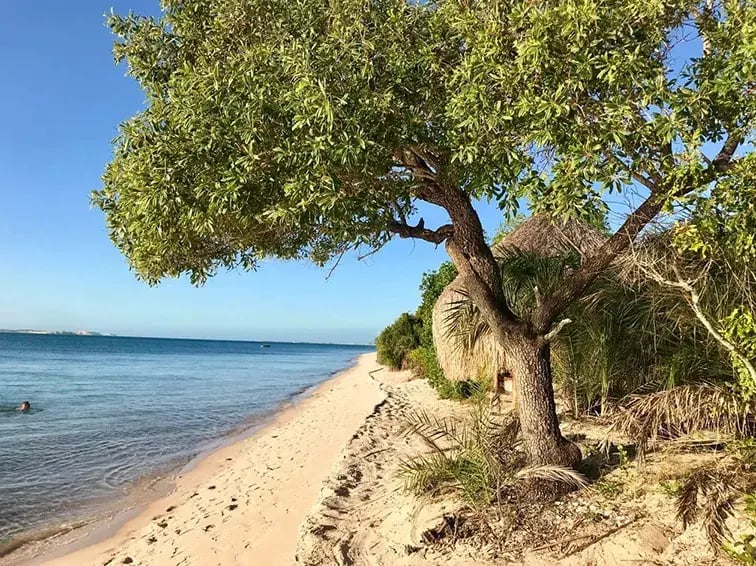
491,214,606,258
432,215,606,383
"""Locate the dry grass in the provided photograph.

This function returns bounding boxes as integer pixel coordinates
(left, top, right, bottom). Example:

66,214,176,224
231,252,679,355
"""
608,383,756,465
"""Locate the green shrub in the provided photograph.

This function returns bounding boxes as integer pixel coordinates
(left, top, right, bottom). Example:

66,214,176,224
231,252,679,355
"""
376,313,422,369
416,262,457,348
724,494,756,564
407,346,484,400
399,407,587,511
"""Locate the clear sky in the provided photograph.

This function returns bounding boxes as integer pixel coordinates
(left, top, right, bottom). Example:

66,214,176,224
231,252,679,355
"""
0,1,507,344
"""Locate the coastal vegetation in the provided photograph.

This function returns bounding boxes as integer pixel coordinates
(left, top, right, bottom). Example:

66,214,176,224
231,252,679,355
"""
375,313,422,369
101,0,754,537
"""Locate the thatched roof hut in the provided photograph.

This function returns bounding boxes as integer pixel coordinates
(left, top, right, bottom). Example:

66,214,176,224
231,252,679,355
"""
431,215,606,384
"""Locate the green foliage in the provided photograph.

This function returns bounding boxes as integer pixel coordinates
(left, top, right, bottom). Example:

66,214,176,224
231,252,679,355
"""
375,313,421,369
406,346,482,400
377,260,463,397
723,308,756,397
99,0,755,287
399,406,586,511
446,0,756,217
724,494,756,564
594,479,622,499
416,262,457,348
660,480,683,497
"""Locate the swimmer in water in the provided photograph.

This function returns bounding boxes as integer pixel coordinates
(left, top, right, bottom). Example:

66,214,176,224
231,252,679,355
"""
16,401,30,412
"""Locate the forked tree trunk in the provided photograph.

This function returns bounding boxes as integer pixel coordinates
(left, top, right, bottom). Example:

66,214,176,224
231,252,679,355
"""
505,334,581,468
421,183,580,469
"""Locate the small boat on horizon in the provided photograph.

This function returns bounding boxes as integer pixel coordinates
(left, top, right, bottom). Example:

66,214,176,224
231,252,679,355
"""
261,344,271,348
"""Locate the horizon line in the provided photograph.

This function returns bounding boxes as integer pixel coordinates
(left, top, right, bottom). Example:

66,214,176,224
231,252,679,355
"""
0,329,376,348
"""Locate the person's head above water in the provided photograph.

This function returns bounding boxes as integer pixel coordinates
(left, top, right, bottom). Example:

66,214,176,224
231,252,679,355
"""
16,401,30,412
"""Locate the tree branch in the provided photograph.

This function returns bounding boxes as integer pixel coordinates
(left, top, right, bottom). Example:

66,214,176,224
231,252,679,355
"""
636,254,756,390
535,193,663,332
446,238,521,333
388,219,453,244
544,318,572,342
712,131,742,172
535,129,743,332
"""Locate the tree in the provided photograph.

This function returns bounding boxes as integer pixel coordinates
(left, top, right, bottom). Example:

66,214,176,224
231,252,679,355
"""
99,0,755,467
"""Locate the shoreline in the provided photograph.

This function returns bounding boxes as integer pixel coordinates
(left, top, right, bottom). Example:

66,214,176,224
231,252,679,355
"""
1,353,378,566
13,352,383,566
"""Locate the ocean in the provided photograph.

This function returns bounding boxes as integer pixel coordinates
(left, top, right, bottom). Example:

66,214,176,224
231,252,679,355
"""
0,333,371,549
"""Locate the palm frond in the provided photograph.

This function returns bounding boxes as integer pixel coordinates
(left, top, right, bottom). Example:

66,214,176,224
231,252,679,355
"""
399,406,544,511
401,409,465,452
516,465,588,489
441,291,491,356
676,466,740,548
609,383,756,460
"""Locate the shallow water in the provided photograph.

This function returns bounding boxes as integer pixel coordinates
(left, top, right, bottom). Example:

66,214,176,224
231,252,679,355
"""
0,333,371,545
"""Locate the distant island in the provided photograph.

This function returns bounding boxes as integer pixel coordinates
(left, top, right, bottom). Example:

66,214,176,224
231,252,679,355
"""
0,329,115,336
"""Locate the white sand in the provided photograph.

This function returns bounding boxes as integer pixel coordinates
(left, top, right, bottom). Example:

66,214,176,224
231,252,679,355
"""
14,351,732,566
36,352,384,566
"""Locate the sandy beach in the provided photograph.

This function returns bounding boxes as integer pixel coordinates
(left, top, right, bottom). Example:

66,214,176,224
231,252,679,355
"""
4,352,743,566
16,353,384,566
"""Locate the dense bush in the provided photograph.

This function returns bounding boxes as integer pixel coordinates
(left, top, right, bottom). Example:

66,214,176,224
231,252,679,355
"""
376,261,488,399
446,248,738,415
416,262,457,348
375,262,460,395
552,273,733,416
406,346,482,400
375,313,422,369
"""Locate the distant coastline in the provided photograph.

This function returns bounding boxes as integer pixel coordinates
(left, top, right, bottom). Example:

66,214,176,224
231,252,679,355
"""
0,329,113,337
0,330,373,347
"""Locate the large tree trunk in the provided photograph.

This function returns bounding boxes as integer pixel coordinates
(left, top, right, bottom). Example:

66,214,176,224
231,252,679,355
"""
417,183,580,469
506,334,581,467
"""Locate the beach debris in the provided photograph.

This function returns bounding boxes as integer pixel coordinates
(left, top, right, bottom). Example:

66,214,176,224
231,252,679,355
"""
147,536,157,544
203,524,214,532
157,520,168,529
121,558,133,564
333,534,355,566
165,505,175,512
421,514,466,545
227,504,238,511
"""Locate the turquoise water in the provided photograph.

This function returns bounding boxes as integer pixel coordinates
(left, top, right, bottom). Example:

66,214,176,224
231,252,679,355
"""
0,333,371,546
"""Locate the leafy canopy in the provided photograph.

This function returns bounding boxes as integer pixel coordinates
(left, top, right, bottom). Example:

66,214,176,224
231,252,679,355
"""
99,0,755,287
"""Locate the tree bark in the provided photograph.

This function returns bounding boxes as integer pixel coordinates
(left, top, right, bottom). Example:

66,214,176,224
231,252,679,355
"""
432,187,578,468
394,181,579,468
506,333,580,467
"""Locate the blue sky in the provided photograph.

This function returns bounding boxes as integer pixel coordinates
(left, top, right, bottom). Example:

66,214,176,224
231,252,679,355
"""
0,1,507,344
